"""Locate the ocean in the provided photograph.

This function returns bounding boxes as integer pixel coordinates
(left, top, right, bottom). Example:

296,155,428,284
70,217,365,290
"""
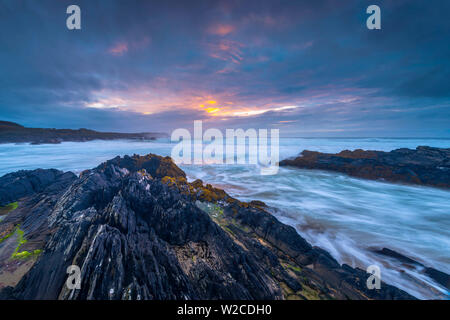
0,137,449,299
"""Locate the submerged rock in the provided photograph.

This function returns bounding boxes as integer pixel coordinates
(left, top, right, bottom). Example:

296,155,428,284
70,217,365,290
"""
375,248,449,290
0,154,415,300
280,146,450,188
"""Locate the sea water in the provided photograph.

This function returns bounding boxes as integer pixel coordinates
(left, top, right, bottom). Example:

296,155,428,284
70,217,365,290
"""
0,137,449,299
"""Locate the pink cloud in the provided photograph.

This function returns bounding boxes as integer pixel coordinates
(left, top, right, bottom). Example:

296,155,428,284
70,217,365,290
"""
108,37,151,56
108,42,128,56
208,24,235,36
208,40,244,64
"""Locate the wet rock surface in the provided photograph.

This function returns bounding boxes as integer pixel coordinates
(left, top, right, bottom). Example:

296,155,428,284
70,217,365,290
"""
280,146,450,188
0,154,416,299
375,248,449,290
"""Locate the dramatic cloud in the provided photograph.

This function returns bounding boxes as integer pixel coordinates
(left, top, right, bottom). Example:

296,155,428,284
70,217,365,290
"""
0,0,449,137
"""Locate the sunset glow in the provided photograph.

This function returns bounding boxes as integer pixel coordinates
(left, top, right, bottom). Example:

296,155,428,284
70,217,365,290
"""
1,1,447,137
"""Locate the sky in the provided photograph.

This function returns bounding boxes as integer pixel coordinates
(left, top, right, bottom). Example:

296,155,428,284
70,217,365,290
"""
0,0,449,137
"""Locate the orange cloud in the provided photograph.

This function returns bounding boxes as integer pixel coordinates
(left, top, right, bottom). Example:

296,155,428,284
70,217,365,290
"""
205,107,220,114
86,88,300,122
108,42,128,56
199,100,221,115
208,24,235,36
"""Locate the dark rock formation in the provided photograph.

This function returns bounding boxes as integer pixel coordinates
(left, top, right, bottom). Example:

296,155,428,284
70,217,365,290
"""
375,248,449,290
0,121,23,128
280,146,450,188
0,169,77,206
0,154,415,300
0,121,166,145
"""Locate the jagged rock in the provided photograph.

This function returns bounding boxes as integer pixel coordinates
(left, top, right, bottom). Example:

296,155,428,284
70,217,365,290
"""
94,153,186,179
0,169,77,206
375,248,450,290
0,154,416,300
280,146,450,188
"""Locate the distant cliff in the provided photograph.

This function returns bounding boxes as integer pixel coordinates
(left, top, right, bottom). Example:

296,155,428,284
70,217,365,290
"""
0,154,414,300
280,146,450,188
0,121,166,144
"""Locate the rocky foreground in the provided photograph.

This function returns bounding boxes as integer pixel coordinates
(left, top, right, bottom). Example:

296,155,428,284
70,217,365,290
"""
0,121,165,144
0,154,415,300
280,146,450,188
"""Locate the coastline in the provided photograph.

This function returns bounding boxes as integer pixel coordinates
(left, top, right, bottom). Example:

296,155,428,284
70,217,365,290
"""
0,121,167,145
0,140,449,299
0,154,416,300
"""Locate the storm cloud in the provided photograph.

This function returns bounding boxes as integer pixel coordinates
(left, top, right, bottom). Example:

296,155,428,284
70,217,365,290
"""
0,0,449,137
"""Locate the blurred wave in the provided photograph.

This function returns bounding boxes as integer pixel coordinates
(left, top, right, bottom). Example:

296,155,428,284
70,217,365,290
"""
0,137,449,299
